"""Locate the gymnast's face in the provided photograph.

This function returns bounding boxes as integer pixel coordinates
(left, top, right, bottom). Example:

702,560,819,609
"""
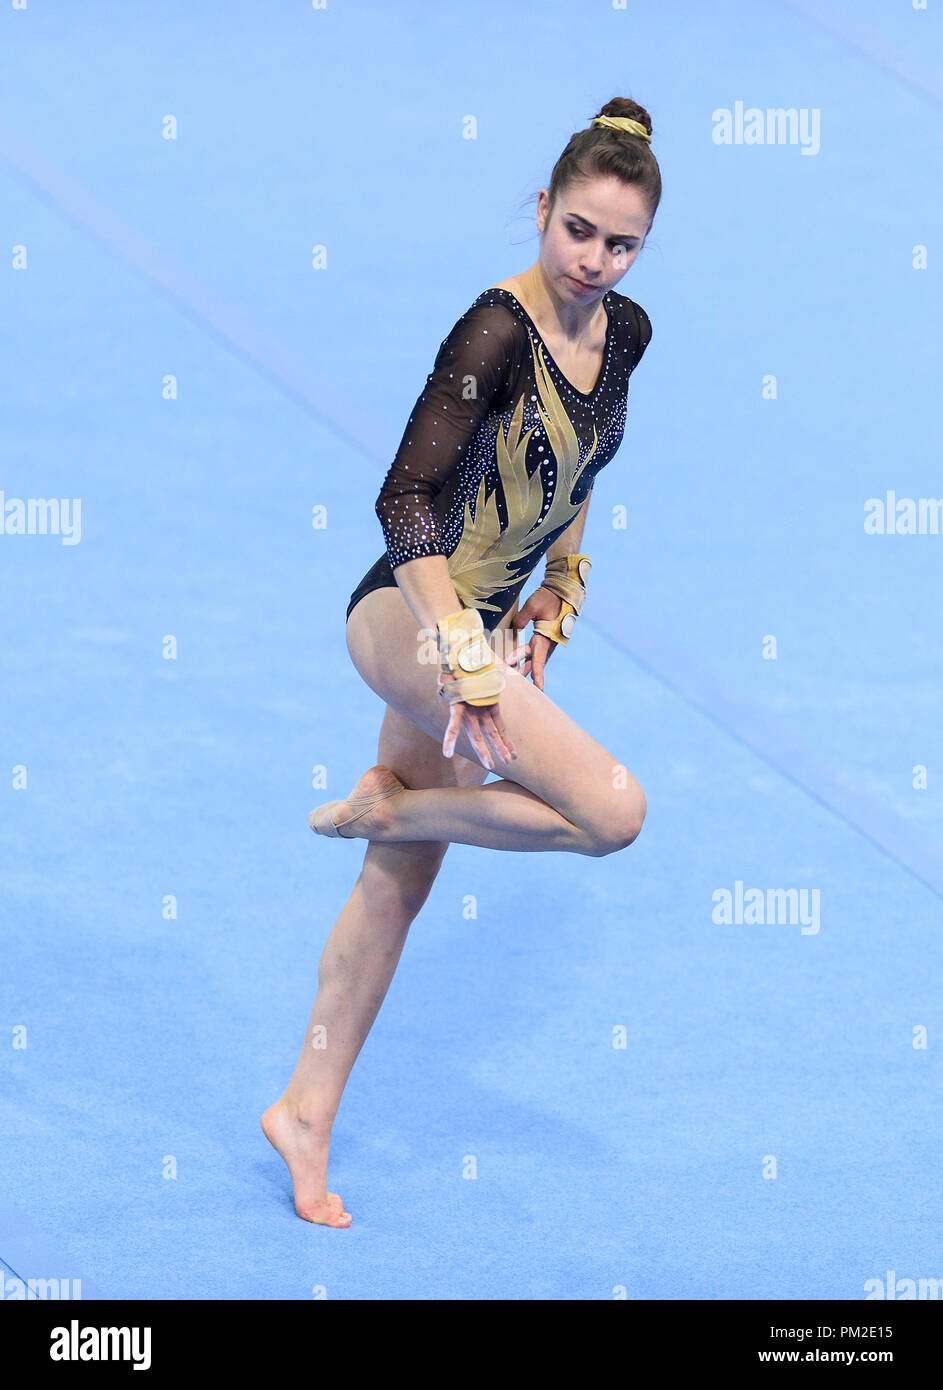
536,177,650,303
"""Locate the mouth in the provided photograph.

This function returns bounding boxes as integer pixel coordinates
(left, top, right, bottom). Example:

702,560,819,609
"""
569,276,598,294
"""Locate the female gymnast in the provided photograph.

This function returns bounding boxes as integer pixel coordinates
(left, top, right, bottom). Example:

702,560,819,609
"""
262,97,661,1226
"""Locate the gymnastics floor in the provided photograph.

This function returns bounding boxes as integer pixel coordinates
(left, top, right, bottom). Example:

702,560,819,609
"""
1,0,942,1299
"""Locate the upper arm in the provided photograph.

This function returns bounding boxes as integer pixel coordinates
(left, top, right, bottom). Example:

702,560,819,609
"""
631,302,652,372
374,300,520,568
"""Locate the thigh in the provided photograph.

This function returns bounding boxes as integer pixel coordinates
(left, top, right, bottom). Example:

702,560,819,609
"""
346,586,643,839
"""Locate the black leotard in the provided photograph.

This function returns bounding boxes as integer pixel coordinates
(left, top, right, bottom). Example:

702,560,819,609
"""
346,285,652,629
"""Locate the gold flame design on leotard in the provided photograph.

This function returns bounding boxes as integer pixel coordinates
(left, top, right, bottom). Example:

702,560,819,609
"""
447,333,598,614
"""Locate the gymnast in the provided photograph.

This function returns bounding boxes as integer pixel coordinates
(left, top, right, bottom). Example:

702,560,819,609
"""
262,97,660,1226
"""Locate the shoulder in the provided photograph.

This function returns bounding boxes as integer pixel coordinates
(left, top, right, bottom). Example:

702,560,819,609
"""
461,288,529,343
607,288,652,343
606,289,652,368
433,289,528,364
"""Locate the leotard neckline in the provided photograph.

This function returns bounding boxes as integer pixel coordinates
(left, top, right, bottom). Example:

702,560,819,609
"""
485,286,613,402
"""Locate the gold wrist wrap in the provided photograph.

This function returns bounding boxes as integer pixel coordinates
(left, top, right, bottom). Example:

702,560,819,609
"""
436,608,506,707
533,554,592,647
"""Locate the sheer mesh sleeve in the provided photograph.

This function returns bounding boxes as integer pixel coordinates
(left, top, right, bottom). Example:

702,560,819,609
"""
631,302,652,371
374,299,519,569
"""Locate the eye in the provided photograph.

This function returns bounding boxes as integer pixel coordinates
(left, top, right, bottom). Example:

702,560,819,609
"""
568,225,635,254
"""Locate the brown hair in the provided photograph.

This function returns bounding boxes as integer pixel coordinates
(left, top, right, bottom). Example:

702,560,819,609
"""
519,97,661,240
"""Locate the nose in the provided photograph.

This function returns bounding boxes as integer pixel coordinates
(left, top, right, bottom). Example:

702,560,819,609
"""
578,254,604,279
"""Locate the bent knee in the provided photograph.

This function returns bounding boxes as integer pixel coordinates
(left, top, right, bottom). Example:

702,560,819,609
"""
588,788,647,857
360,844,449,913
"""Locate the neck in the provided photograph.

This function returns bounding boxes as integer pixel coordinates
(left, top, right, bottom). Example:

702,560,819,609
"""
518,263,603,342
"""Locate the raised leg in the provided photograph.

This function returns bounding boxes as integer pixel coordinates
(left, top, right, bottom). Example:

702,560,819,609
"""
344,586,647,855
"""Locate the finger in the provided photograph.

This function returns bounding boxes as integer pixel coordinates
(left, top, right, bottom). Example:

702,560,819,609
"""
475,707,515,764
465,715,494,770
529,636,553,688
486,713,517,762
442,704,462,757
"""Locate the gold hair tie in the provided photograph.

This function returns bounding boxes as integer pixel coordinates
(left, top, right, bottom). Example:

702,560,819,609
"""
591,115,651,143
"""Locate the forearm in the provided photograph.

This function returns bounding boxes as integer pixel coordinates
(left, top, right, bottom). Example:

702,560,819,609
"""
543,494,590,567
391,554,464,634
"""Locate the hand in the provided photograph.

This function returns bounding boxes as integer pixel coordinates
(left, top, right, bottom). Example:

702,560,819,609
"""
509,587,562,692
439,671,517,770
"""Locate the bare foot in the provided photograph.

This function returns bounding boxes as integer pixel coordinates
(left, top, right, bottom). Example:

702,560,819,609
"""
312,764,404,840
260,1098,352,1227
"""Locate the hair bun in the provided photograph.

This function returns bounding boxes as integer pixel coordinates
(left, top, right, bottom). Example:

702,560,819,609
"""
591,98,653,142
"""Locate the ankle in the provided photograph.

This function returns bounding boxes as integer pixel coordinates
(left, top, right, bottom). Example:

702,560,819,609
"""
280,1089,336,1135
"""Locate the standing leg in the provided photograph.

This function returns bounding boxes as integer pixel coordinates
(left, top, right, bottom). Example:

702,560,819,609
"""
261,704,488,1226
